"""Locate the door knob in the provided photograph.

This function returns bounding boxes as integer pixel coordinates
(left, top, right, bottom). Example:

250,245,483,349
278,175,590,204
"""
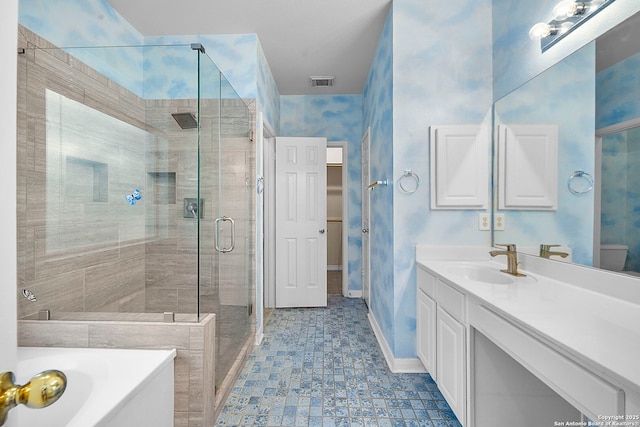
362,228,369,233
319,229,325,234
1,370,67,425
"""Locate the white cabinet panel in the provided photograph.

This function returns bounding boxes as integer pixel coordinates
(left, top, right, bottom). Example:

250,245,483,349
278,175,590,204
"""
436,279,466,322
430,125,489,210
437,306,466,423
497,124,558,210
417,289,437,377
417,265,436,297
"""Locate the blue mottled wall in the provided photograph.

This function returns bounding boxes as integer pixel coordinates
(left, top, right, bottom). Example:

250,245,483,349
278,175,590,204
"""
597,51,640,129
19,0,144,95
391,0,493,358
143,34,258,100
279,94,364,292
362,0,493,358
18,0,281,125
257,39,281,132
363,8,394,350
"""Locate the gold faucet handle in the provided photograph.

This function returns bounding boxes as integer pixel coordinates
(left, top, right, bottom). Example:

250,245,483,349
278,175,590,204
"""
1,370,67,426
495,243,517,252
540,244,561,251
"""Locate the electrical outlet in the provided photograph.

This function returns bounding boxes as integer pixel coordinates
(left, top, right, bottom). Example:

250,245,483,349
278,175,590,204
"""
495,213,505,231
478,213,490,231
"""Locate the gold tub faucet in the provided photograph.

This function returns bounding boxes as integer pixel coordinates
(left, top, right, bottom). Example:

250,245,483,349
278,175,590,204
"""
0,369,67,426
489,243,526,277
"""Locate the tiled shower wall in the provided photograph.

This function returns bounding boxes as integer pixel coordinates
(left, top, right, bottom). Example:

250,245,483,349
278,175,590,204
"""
17,26,148,318
17,26,256,320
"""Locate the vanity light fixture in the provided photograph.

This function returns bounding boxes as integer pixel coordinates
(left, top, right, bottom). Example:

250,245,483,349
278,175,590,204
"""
530,0,615,51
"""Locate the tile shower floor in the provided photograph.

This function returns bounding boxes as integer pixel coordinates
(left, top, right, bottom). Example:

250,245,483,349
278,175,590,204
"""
215,295,462,427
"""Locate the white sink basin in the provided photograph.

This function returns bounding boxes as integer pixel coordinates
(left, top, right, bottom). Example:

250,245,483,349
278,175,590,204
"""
446,264,522,284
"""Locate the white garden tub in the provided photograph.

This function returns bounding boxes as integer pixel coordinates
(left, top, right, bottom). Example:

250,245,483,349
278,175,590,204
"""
14,347,176,427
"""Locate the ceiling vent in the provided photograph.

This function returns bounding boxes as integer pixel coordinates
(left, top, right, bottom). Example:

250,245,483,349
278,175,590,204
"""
310,76,335,87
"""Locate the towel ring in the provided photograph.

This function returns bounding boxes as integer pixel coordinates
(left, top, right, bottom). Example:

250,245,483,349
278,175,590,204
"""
398,170,420,194
568,170,593,195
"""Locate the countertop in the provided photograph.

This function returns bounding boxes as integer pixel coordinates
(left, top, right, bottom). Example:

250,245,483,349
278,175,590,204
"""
416,258,640,395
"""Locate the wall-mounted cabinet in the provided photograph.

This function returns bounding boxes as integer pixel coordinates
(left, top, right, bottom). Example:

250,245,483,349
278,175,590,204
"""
497,125,558,210
430,125,489,210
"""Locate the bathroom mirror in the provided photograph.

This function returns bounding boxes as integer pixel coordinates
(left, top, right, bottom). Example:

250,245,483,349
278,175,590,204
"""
492,10,640,272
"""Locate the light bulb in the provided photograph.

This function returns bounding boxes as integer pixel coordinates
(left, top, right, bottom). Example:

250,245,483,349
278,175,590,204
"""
552,0,586,20
529,22,553,40
557,21,575,34
552,0,576,20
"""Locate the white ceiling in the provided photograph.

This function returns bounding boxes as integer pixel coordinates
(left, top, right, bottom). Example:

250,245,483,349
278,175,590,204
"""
107,0,392,95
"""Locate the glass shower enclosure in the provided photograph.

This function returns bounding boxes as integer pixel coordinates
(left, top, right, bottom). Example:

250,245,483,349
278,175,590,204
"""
16,29,253,391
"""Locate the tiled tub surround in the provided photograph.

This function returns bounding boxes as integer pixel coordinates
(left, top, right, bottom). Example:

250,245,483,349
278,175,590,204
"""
18,314,216,426
416,246,640,426
216,296,462,427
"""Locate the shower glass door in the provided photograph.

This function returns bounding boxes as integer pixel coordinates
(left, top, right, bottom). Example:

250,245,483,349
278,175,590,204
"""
198,50,253,391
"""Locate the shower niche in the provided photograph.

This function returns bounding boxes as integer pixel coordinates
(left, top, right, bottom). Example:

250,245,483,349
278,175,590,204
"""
147,172,176,205
65,156,108,203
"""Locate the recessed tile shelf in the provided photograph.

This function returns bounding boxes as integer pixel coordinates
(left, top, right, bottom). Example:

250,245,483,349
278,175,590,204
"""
147,172,176,204
65,156,108,203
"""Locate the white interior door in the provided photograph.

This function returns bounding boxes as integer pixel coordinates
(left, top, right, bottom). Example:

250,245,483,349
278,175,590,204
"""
361,128,371,308
275,137,327,307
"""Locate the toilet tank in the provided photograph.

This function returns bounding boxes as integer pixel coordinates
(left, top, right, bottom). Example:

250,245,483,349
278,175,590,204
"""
600,244,628,271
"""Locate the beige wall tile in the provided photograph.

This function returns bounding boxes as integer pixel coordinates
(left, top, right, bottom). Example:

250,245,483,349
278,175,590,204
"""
18,321,89,347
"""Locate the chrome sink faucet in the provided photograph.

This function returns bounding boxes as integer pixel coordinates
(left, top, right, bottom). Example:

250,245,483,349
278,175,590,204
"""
489,244,526,277
539,244,569,259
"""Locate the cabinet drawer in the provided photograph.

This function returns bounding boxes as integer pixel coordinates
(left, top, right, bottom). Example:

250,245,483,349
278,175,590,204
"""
470,304,624,420
436,279,465,322
417,266,436,297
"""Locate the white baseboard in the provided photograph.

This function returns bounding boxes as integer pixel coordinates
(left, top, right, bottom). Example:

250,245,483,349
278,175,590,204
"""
345,290,362,298
255,326,264,345
368,311,428,374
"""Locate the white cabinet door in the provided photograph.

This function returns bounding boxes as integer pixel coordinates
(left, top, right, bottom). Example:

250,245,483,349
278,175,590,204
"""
430,125,489,210
437,306,466,423
417,289,437,378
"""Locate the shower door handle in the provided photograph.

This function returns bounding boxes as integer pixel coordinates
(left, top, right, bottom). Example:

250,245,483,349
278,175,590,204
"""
215,216,235,253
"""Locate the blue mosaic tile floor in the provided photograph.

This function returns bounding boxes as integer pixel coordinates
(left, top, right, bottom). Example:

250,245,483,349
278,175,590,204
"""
216,295,462,427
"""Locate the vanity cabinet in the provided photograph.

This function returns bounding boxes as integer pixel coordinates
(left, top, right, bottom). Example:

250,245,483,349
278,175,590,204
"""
417,265,467,424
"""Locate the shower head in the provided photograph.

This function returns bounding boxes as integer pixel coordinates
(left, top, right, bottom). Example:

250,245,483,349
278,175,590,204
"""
171,112,198,129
